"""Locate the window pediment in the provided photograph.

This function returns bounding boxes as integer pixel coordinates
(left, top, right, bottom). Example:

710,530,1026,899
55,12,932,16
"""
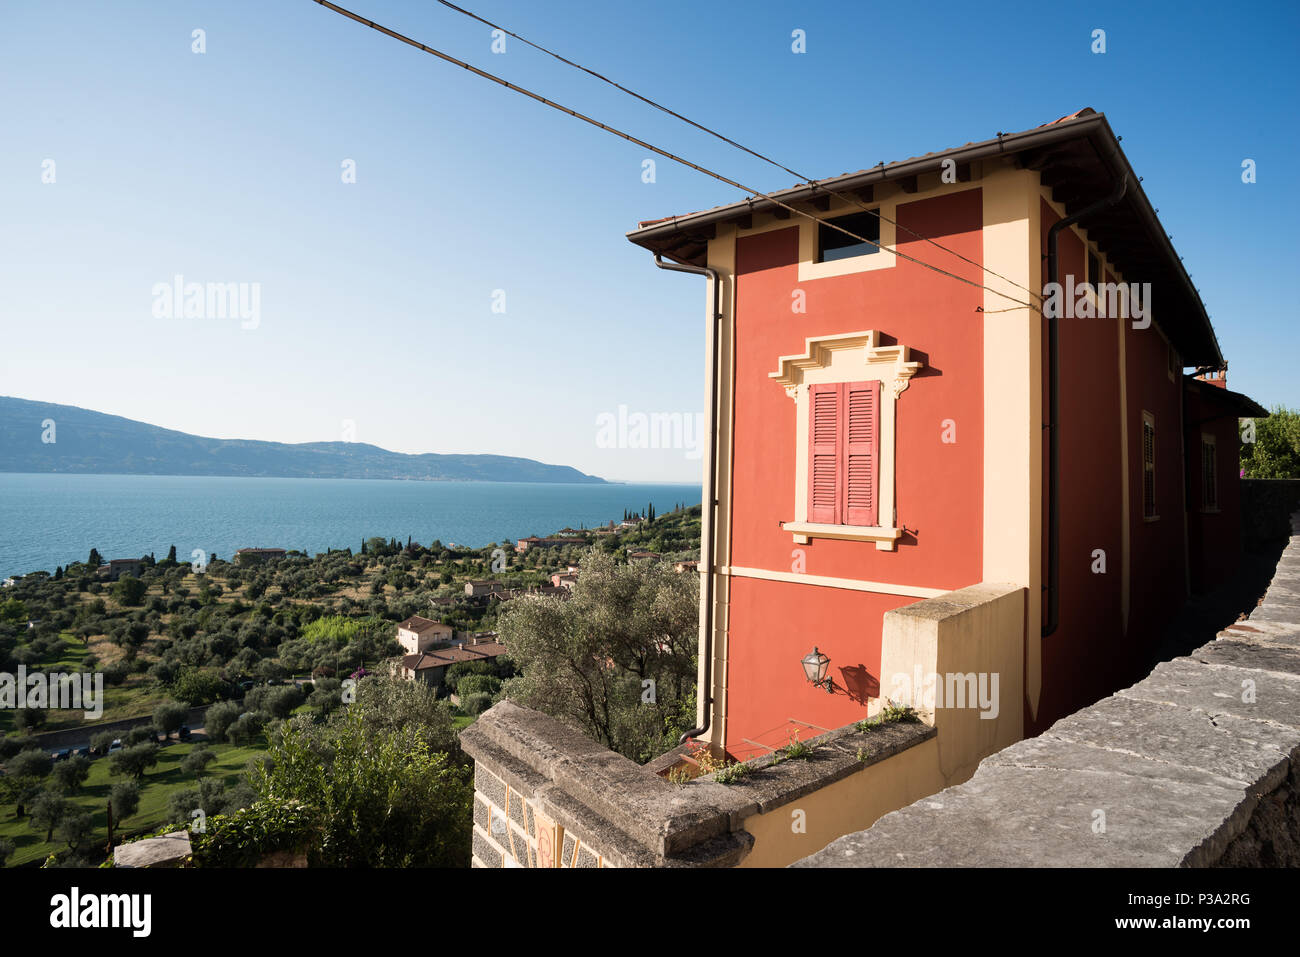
768,329,924,400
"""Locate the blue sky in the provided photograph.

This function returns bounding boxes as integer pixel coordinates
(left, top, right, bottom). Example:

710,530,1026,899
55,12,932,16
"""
1,0,1296,482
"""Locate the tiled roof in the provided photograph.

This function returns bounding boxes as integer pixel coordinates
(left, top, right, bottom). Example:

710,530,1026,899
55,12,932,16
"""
398,615,447,634
403,642,509,670
634,110,1096,229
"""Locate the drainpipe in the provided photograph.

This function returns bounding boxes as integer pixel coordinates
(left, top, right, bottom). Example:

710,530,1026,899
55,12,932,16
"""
653,253,722,745
1043,173,1128,638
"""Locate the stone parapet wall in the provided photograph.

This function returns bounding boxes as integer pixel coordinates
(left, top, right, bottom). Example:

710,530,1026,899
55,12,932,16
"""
796,511,1300,868
461,580,1027,868
461,700,935,868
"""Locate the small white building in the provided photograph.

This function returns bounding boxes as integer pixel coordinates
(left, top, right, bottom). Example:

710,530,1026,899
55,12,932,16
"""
395,615,453,655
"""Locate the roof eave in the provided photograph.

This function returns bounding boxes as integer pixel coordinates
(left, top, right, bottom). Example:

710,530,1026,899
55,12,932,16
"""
627,111,1222,368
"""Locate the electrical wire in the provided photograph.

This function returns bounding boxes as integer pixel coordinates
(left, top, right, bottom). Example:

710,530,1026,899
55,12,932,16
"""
309,0,1039,312
427,0,1042,304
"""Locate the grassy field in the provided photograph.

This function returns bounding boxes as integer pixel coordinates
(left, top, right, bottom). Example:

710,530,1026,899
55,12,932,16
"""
0,738,266,868
0,629,173,737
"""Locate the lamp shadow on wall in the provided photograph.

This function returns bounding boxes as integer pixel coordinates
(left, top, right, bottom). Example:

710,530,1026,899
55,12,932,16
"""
838,665,879,704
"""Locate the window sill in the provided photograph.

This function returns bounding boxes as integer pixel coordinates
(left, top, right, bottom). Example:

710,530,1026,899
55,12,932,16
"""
1143,514,1161,523
1200,507,1221,515
783,521,902,551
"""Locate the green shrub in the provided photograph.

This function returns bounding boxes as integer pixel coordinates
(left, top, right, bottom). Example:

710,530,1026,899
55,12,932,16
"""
110,780,140,821
226,711,267,746
203,700,242,741
113,576,147,606
190,798,319,868
125,726,155,747
455,674,502,698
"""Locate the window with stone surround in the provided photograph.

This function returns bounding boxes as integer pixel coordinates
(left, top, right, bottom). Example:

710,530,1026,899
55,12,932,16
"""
769,330,923,551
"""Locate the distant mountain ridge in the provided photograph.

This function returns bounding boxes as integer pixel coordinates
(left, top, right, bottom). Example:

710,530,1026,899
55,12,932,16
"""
0,397,606,484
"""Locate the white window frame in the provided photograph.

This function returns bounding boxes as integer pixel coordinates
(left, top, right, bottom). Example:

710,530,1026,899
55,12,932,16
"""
1201,433,1219,513
1142,410,1158,522
796,202,899,282
769,329,923,550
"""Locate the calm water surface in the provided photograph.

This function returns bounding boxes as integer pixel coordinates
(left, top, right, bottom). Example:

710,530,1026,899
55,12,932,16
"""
0,473,700,577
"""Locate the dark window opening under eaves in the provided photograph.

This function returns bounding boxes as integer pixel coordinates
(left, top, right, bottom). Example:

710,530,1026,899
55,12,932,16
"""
818,211,881,263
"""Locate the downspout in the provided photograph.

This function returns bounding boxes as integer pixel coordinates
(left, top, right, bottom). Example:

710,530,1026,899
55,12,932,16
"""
653,253,722,745
1043,173,1128,638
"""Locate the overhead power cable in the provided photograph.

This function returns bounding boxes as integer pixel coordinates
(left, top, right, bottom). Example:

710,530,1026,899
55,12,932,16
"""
428,0,1040,303
309,0,1039,312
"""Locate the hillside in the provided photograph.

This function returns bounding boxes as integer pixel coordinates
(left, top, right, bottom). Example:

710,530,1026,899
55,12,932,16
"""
0,397,605,484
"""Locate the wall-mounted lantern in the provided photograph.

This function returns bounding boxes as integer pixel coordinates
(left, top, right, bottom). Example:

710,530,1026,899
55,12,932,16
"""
801,647,834,693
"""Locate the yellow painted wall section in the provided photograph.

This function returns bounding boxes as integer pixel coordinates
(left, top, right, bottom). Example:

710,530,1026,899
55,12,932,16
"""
738,581,1024,868
879,582,1026,783
739,735,946,868
980,164,1042,720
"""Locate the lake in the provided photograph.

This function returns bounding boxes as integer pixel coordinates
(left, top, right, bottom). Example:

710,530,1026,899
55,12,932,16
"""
0,473,701,578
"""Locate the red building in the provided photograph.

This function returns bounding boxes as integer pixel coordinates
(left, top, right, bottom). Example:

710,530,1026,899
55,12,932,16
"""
628,109,1264,757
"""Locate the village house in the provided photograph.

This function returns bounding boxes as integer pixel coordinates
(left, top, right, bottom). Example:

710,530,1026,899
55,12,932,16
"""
515,536,582,553
98,558,143,581
487,584,571,602
397,635,509,688
550,571,579,590
625,107,1266,758
626,549,660,563
462,109,1272,869
464,580,506,598
395,615,453,655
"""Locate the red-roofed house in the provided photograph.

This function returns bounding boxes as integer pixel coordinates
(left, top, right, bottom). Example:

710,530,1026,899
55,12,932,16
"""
396,615,453,655
397,635,509,687
627,108,1265,761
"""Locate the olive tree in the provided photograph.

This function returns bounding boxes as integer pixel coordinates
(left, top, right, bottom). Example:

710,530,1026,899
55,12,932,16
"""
52,755,91,794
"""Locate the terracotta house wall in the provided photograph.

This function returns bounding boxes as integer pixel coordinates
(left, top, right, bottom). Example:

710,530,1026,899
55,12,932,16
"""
1031,197,1205,733
1034,201,1130,730
723,188,984,757
1121,293,1188,658
1185,387,1244,592
715,176,1231,748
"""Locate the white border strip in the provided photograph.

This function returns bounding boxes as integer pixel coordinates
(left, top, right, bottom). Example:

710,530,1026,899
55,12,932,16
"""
722,565,948,599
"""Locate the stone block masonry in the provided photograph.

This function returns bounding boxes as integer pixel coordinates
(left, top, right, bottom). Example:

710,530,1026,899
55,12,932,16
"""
460,698,937,868
796,510,1300,868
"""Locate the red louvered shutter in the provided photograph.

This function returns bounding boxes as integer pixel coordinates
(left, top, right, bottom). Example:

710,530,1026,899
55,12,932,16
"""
808,383,841,524
844,380,880,526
